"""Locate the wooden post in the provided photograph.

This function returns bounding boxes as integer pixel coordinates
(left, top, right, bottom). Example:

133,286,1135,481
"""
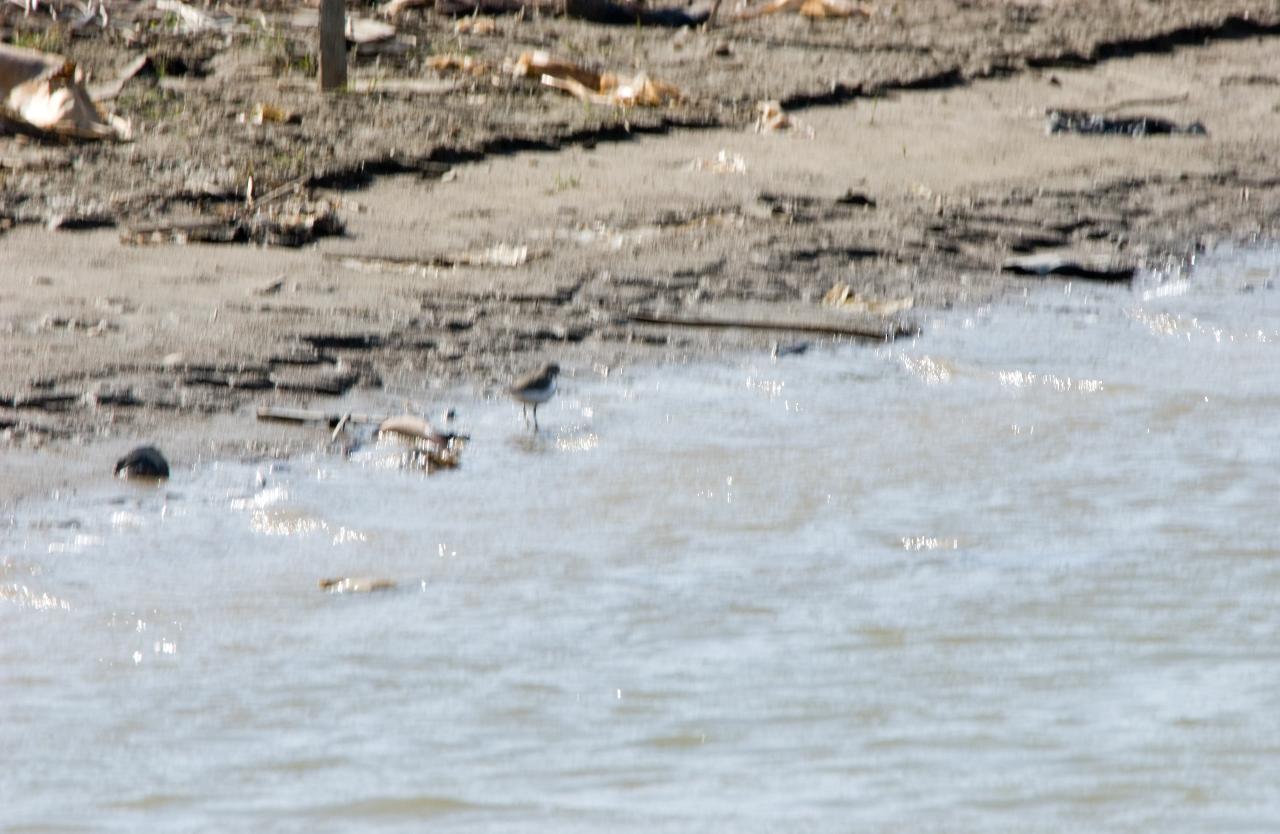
319,0,347,91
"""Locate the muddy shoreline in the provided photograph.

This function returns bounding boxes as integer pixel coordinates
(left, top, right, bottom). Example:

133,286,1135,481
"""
3,1,1280,508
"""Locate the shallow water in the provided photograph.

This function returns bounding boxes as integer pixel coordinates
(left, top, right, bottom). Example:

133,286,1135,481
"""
4,247,1280,833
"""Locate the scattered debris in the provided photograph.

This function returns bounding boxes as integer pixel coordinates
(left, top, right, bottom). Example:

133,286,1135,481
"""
122,195,342,247
454,15,498,35
1,44,130,140
733,0,872,20
319,577,397,593
511,51,683,107
327,243,541,273
114,445,170,480
511,51,597,88
1046,109,1207,137
1003,252,1135,282
155,0,234,34
427,53,492,77
754,100,813,137
691,149,747,174
822,283,915,316
237,102,301,126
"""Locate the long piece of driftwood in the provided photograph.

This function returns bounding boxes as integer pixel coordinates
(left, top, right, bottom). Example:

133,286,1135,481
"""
257,406,385,427
628,312,919,341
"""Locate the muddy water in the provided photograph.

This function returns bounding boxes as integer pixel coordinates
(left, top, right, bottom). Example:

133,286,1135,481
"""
4,247,1280,832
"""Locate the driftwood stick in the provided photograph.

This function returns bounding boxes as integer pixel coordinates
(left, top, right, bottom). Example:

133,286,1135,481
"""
330,411,352,441
257,406,384,427
628,312,918,341
254,175,311,207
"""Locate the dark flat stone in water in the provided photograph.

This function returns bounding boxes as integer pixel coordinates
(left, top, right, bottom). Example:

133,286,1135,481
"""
771,340,811,358
114,446,170,480
1046,109,1207,137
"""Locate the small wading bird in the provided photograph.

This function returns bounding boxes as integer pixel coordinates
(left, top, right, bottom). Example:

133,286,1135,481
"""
376,408,468,469
508,362,560,431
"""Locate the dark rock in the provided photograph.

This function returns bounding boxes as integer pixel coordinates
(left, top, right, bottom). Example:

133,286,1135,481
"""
771,340,810,358
114,446,170,480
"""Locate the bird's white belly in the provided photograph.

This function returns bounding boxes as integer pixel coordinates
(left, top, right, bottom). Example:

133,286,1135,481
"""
520,381,556,404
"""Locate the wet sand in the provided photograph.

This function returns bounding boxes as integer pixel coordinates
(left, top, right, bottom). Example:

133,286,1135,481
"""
3,2,1280,507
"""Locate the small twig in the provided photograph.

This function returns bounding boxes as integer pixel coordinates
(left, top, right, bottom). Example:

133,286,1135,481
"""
253,174,310,207
329,411,351,441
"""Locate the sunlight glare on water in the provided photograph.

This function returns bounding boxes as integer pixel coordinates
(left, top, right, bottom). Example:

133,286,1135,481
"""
3,246,1280,833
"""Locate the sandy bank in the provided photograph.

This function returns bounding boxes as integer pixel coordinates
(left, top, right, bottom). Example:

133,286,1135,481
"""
2,3,1280,508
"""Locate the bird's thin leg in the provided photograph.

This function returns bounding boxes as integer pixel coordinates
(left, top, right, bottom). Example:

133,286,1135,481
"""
533,404,540,432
